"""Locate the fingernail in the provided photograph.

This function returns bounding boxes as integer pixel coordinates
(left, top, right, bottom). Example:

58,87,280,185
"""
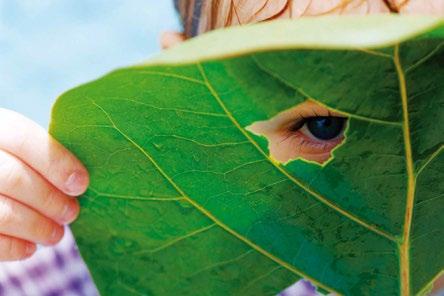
25,243,36,256
50,227,63,243
65,171,88,196
61,202,78,224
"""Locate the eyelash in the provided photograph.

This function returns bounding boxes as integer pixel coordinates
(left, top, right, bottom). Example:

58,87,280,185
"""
281,116,347,154
288,108,335,130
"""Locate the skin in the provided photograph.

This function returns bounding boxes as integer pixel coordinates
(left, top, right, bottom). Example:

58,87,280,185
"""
0,2,441,287
245,101,346,164
0,108,89,260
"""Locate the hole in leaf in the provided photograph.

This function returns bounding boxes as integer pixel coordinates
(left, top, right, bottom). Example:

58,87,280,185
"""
246,100,348,165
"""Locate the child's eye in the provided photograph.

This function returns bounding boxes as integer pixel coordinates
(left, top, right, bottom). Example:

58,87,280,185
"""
246,101,348,165
292,116,347,141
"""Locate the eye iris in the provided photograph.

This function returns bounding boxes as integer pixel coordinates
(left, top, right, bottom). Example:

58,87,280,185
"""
306,117,346,140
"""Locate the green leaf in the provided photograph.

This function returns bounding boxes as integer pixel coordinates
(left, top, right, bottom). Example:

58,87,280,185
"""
50,16,444,295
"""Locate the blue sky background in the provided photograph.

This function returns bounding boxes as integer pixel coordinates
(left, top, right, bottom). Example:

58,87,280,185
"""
0,0,180,126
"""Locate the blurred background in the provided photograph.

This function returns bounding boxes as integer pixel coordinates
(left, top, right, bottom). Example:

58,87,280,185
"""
0,0,180,127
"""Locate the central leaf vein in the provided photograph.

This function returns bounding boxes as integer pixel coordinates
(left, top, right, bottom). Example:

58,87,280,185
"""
395,44,416,296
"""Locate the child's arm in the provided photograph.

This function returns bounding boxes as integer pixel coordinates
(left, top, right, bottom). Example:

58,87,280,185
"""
0,108,89,261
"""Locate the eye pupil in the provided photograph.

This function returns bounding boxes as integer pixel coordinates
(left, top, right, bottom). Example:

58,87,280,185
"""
306,116,346,140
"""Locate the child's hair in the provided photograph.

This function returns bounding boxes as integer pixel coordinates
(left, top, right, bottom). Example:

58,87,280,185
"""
174,0,237,37
174,0,402,37
174,0,202,37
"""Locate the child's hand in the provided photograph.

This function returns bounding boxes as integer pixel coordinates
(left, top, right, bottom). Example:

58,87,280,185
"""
0,108,89,261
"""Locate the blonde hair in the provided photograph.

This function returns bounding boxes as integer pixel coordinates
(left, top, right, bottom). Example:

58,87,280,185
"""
175,0,233,37
175,0,287,37
174,0,398,37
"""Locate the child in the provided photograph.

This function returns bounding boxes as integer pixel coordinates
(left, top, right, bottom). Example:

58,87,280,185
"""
0,0,442,295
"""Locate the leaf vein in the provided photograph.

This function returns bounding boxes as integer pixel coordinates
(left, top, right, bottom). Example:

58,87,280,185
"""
131,224,217,255
180,249,255,282
197,62,397,242
106,97,228,118
252,56,402,127
414,193,444,209
89,187,184,202
90,99,341,295
244,179,290,196
357,48,393,59
239,266,283,293
395,44,416,296
405,41,444,73
415,145,444,179
129,69,206,85
150,134,250,148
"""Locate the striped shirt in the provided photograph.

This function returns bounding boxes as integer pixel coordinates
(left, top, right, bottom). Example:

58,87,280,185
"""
0,227,319,296
0,228,98,296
